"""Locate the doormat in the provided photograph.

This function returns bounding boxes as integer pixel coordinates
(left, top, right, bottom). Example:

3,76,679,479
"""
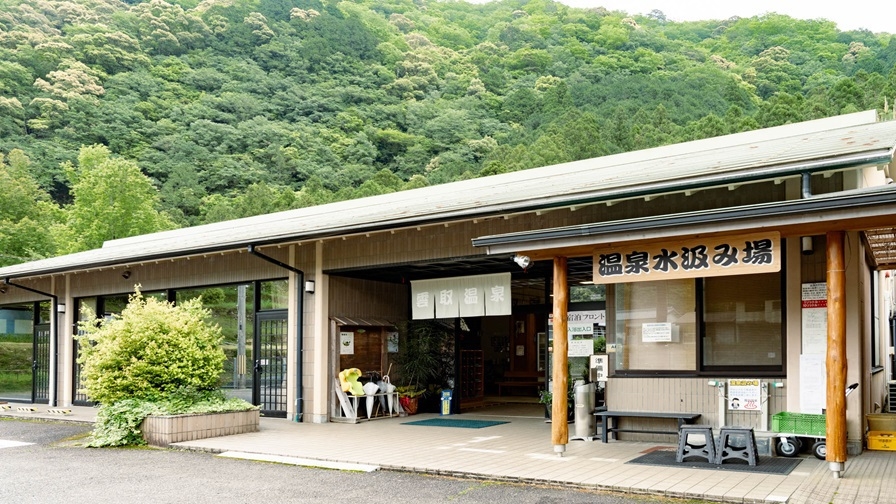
402,418,509,429
626,449,803,475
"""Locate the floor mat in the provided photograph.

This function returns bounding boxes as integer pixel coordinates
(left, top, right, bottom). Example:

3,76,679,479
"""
626,449,803,475
402,418,509,429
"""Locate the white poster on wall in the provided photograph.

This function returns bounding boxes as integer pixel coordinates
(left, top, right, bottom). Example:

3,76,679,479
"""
727,379,761,410
548,312,605,357
568,323,594,357
642,322,675,342
800,353,826,414
801,282,827,355
340,331,354,355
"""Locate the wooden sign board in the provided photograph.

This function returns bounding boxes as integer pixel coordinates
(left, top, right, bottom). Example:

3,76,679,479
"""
593,232,780,284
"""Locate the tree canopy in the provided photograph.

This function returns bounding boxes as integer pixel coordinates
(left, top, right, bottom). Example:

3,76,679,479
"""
1,0,895,261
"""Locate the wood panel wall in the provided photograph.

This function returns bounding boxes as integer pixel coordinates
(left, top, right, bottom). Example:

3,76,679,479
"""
606,377,787,442
320,181,785,270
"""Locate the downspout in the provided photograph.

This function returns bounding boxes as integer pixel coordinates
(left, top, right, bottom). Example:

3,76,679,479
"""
801,171,812,199
247,245,304,422
4,278,58,407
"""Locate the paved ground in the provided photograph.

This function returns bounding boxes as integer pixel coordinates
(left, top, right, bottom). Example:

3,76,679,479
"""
0,417,704,504
3,402,896,503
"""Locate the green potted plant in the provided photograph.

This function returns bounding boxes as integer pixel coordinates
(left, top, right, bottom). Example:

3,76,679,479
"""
538,383,575,422
394,320,453,414
539,362,584,422
395,385,426,415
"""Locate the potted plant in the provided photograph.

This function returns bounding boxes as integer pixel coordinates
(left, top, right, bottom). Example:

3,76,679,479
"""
393,320,454,414
539,362,583,422
538,383,575,422
395,385,426,415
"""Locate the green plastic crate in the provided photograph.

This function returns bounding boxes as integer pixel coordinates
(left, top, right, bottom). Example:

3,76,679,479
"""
772,412,826,436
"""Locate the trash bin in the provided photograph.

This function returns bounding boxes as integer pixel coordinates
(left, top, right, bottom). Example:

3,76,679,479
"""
440,389,453,415
573,380,596,440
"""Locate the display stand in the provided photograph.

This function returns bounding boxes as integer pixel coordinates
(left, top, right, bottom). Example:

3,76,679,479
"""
331,378,402,423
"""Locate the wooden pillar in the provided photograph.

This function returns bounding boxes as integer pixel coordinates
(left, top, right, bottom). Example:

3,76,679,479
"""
825,231,847,474
551,256,569,454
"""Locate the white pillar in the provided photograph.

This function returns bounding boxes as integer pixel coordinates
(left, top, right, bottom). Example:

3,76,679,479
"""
309,240,330,423
61,274,74,407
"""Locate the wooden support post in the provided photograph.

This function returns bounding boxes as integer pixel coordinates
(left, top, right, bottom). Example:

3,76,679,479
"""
552,256,569,455
825,231,847,475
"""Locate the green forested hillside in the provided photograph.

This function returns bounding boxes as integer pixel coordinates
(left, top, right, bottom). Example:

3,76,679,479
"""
1,0,896,265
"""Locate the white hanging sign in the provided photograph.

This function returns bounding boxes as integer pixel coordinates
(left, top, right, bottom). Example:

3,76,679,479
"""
411,273,511,319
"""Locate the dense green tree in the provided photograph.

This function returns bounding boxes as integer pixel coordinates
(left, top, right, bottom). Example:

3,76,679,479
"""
0,0,890,264
0,149,60,266
52,144,176,253
199,182,299,223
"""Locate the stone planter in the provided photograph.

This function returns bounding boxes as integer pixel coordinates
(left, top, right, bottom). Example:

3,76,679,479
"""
141,409,259,448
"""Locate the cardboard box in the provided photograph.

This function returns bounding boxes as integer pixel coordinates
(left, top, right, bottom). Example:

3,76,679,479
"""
867,431,896,451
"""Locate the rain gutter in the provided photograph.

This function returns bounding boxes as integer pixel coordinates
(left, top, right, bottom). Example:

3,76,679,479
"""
472,185,896,250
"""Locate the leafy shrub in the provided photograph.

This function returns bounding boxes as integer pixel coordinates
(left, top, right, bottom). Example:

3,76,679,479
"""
89,388,257,447
77,288,226,404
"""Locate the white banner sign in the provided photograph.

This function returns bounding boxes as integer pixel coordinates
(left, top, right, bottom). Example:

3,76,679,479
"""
411,273,511,319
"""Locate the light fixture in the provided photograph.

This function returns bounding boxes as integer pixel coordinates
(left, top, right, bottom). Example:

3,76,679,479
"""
304,280,315,293
122,270,131,279
801,236,814,255
512,254,531,269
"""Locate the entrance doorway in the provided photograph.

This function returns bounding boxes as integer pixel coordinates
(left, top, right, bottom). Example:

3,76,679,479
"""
254,311,288,417
32,323,50,404
0,303,49,404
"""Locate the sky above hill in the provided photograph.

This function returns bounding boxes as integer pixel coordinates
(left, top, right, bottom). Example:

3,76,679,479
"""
565,1,894,33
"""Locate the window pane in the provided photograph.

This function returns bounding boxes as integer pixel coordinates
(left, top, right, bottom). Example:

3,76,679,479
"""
176,284,255,398
613,279,696,371
101,295,128,319
259,279,289,311
703,273,782,368
570,284,605,302
77,298,97,321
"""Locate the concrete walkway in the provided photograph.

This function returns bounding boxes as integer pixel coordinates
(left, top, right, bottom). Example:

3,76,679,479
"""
3,403,895,504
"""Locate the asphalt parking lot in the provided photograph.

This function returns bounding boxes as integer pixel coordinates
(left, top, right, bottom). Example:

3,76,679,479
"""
0,418,707,504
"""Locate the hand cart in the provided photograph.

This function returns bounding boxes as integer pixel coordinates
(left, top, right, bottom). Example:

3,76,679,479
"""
772,412,827,459
771,383,858,460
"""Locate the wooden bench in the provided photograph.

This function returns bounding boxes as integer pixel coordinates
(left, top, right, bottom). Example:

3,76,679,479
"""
495,371,545,396
594,410,701,443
